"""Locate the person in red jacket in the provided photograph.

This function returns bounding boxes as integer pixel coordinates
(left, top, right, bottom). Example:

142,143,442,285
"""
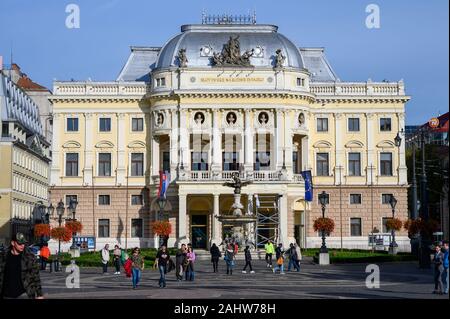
39,243,50,271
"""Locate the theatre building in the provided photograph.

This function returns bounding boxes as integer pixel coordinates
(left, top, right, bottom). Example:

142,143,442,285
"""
49,18,410,251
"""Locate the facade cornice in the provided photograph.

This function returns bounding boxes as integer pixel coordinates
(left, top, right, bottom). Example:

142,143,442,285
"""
314,96,411,104
49,96,145,103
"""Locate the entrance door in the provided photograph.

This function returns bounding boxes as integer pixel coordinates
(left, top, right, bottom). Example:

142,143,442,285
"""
191,215,207,249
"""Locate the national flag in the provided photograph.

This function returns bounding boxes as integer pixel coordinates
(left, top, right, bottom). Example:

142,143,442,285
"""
158,171,170,199
301,170,313,202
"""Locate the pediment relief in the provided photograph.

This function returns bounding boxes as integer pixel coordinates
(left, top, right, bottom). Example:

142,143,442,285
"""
313,140,332,148
376,140,395,149
95,141,114,149
62,141,81,149
128,141,146,149
345,140,364,148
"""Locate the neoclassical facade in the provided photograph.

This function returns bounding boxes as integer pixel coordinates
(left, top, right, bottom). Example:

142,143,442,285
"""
49,21,410,251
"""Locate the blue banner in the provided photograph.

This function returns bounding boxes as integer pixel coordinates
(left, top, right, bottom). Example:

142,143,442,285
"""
301,170,313,202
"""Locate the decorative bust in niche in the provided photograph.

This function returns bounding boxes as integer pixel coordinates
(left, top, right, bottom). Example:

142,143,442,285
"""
226,112,237,125
298,113,305,126
258,112,269,124
194,112,205,124
156,113,164,126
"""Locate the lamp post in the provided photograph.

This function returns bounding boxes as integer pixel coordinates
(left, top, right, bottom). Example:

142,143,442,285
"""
318,191,329,254
68,198,78,250
389,195,398,254
55,199,65,256
157,196,167,247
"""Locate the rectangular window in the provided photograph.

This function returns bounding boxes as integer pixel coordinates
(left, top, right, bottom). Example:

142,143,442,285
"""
65,153,78,176
191,152,209,171
131,219,143,238
317,118,328,132
380,118,392,131
296,78,305,86
156,78,166,87
317,193,330,205
162,152,170,172
382,194,393,204
98,219,110,238
348,118,360,132
316,153,329,176
223,152,239,171
65,195,78,206
131,153,144,176
350,194,362,204
131,195,143,206
348,153,361,176
382,217,390,233
350,218,362,236
67,118,78,132
132,118,144,132
254,152,271,171
99,118,111,132
98,195,111,206
380,152,393,176
293,152,299,174
2,123,9,137
98,153,111,176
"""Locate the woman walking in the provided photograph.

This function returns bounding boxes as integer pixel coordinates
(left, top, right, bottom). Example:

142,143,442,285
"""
185,246,196,281
113,245,122,275
242,245,255,274
155,246,170,288
130,247,144,289
210,243,221,273
224,243,235,275
175,244,187,282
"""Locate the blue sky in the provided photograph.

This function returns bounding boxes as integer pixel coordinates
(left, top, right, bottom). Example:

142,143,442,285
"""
0,0,448,124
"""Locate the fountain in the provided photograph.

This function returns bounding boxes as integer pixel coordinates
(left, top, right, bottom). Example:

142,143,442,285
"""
217,172,257,249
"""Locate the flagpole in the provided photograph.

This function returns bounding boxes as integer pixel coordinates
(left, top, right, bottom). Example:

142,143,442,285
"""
125,165,129,250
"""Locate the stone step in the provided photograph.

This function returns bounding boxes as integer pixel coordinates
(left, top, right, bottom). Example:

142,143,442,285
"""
191,250,270,261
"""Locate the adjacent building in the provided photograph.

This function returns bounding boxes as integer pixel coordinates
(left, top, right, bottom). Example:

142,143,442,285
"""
49,19,410,251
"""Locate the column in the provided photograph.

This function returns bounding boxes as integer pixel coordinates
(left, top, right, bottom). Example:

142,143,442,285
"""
211,193,222,245
50,113,61,186
244,109,253,171
116,113,126,185
151,135,160,176
397,113,407,185
279,193,289,245
170,109,179,181
178,194,189,245
334,113,344,185
366,113,376,185
179,109,190,169
211,110,222,172
284,110,293,173
275,109,284,170
301,136,310,171
83,113,94,185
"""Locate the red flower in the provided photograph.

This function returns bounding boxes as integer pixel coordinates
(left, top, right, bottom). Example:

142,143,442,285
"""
65,221,83,233
385,218,403,231
151,221,172,237
404,218,439,237
313,217,335,234
34,224,51,237
51,227,72,242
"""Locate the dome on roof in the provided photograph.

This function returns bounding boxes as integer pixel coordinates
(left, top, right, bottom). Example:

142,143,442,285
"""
155,24,304,69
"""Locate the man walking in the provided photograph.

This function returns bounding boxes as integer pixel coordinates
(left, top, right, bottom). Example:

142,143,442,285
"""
0,232,44,299
264,240,275,268
101,244,110,274
287,243,300,272
442,240,449,294
432,244,444,294
242,245,255,274
175,244,187,281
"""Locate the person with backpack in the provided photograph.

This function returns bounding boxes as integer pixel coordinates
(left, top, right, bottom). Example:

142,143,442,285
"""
242,245,255,274
130,247,144,289
210,243,221,273
185,246,196,281
113,245,121,275
224,243,235,275
175,244,187,281
264,241,275,268
155,245,170,288
273,243,285,275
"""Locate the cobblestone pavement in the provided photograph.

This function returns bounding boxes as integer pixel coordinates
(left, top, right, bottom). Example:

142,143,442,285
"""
39,258,448,299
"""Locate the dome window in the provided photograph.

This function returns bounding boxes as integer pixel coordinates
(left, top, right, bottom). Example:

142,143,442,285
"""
253,46,264,58
200,45,213,57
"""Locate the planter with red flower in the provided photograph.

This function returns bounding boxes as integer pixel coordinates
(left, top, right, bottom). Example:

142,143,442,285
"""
313,217,335,260
151,221,172,247
65,220,83,234
404,218,440,238
34,223,51,237
50,226,72,243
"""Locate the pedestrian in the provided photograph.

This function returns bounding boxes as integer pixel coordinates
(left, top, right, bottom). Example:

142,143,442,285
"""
273,243,285,274
210,243,221,273
242,245,255,274
39,243,50,271
234,241,239,254
130,247,144,289
224,243,235,275
155,245,170,288
264,240,275,268
442,240,449,294
0,232,44,299
287,243,300,272
294,243,301,271
432,244,444,294
175,244,187,281
101,244,110,274
113,245,121,275
185,246,196,281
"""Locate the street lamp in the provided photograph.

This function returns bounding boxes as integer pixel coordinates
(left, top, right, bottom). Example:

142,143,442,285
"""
318,191,329,254
157,197,167,221
389,195,398,253
68,198,79,250
55,199,65,255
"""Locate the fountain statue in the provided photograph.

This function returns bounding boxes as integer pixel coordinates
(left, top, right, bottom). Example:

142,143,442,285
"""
218,172,257,249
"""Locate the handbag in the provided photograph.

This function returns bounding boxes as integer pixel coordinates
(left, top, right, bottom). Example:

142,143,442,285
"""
277,257,284,265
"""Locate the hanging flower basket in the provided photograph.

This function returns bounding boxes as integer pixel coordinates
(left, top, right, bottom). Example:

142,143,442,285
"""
34,224,51,237
151,221,172,237
404,218,439,237
65,220,83,234
385,218,403,231
313,217,335,234
51,227,72,242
